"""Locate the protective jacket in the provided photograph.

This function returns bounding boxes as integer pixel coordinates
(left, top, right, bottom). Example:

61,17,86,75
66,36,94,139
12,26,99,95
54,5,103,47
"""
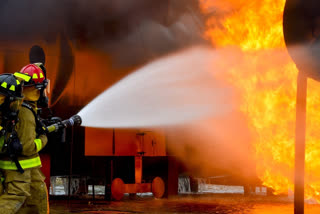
0,101,49,214
0,102,47,170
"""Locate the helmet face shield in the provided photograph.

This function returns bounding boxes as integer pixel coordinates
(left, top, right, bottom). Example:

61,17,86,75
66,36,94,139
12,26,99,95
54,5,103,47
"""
35,79,48,90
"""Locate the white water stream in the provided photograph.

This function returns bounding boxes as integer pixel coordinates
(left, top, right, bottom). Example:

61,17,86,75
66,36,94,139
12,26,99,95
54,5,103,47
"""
78,46,236,128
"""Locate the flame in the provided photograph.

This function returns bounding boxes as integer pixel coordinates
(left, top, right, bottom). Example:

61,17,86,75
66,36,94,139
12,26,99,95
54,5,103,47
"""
199,0,320,200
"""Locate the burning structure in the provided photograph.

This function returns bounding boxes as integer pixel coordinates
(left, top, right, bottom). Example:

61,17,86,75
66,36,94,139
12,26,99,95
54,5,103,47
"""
2,0,320,207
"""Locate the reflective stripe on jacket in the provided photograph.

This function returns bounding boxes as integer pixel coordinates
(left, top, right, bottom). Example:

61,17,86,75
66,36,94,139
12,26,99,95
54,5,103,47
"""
0,156,41,170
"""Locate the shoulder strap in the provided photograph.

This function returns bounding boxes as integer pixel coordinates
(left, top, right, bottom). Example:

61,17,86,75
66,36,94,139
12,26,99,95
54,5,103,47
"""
22,102,37,117
21,102,47,135
22,102,42,128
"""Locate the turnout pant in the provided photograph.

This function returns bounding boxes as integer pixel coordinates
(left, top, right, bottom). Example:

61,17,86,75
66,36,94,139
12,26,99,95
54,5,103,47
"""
0,168,48,214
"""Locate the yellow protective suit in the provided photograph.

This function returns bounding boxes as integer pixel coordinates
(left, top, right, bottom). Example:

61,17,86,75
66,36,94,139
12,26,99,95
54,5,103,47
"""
0,102,48,214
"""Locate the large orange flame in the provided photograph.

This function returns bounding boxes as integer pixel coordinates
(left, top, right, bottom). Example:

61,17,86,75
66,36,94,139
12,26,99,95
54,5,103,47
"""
199,0,320,200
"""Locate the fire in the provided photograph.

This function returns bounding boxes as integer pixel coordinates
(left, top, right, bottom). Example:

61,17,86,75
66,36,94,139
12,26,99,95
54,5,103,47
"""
199,0,320,200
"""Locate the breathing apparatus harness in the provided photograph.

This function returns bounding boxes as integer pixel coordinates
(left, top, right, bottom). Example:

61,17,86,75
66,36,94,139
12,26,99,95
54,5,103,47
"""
21,101,48,136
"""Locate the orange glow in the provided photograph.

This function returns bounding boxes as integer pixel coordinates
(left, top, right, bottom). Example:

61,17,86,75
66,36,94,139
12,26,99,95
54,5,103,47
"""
199,0,320,200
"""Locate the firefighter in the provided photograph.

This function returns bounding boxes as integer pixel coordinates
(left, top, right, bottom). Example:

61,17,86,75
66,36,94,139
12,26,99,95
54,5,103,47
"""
0,73,27,196
0,72,31,213
0,64,49,214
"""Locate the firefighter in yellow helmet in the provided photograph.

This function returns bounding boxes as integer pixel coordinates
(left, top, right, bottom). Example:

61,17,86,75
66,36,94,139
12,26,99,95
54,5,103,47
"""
0,64,49,214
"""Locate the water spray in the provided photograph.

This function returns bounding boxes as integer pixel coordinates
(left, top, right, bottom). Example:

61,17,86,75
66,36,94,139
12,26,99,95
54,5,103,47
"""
78,47,236,128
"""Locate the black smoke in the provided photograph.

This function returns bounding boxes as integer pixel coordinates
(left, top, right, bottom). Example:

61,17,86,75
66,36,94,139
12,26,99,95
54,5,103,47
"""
0,0,208,66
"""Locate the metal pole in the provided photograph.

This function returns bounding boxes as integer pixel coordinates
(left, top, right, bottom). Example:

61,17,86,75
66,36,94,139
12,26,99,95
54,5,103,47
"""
105,129,115,200
68,127,74,202
294,71,307,214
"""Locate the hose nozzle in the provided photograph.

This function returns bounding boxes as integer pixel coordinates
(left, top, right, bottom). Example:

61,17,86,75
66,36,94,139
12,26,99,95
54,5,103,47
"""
46,115,82,133
62,115,82,128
